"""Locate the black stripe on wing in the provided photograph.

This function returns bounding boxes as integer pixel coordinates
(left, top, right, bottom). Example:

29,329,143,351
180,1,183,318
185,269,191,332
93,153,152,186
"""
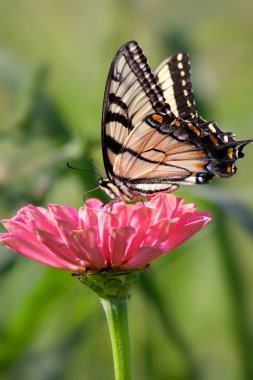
105,111,130,130
123,42,172,117
108,93,128,110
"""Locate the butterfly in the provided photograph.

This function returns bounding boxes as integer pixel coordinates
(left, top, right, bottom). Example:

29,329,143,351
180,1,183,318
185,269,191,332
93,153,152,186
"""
98,41,252,201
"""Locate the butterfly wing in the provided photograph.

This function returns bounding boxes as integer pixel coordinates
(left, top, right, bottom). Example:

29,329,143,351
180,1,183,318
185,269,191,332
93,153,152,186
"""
154,52,199,121
102,41,173,181
113,114,253,196
101,41,253,200
113,116,206,194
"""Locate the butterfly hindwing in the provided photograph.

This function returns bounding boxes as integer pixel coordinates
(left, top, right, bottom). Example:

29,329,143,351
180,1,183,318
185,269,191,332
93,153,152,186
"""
114,114,252,193
113,115,208,190
154,52,198,120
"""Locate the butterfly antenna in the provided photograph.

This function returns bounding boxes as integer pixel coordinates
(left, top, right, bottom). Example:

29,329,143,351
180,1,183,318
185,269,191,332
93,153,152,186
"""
83,186,100,203
67,162,101,178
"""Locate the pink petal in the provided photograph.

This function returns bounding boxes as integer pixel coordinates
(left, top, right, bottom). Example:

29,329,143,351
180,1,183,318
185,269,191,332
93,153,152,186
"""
129,206,153,230
165,216,211,252
171,211,210,236
33,227,81,266
71,228,106,270
110,203,134,225
53,219,78,247
17,205,56,227
84,198,104,209
28,210,59,235
78,206,99,229
0,235,77,270
48,204,78,225
142,218,179,247
51,216,99,266
108,226,135,266
1,219,36,238
97,211,119,262
10,205,60,236
171,202,196,219
1,205,46,233
17,204,48,218
123,207,154,260
148,193,178,221
107,200,128,213
111,202,147,226
123,246,164,269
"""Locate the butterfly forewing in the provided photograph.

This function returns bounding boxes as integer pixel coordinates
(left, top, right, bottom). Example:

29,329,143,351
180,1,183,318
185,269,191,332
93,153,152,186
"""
102,41,172,180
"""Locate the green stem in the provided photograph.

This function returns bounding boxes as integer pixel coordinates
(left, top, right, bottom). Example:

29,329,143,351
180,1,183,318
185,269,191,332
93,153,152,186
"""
101,298,131,380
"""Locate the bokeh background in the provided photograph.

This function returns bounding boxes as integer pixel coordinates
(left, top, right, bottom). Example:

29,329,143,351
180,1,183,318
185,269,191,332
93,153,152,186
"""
1,1,253,379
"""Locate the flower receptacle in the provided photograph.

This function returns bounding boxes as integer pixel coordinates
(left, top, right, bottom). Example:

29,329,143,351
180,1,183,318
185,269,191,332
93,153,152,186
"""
75,267,149,300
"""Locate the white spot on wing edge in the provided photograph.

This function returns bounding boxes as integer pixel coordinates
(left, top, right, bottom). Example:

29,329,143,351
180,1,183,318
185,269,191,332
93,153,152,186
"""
177,53,183,61
208,123,217,133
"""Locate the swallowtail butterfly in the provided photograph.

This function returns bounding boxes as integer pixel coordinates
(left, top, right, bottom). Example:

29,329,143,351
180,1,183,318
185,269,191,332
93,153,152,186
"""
99,41,252,201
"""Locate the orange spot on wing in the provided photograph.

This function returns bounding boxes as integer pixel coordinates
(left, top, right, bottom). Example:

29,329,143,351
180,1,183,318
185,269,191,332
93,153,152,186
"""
210,135,219,145
192,150,206,157
173,119,181,127
227,164,232,174
76,226,83,230
195,163,205,170
152,114,163,123
188,124,201,136
227,148,233,158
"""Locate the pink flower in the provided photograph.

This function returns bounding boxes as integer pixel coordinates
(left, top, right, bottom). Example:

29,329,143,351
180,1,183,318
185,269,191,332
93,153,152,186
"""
0,194,210,272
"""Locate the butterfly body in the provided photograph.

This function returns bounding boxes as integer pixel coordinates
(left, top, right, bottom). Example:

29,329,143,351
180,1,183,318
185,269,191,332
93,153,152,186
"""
99,41,252,201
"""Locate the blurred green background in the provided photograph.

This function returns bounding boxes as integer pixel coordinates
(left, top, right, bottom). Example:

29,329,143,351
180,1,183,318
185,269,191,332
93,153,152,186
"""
0,1,253,379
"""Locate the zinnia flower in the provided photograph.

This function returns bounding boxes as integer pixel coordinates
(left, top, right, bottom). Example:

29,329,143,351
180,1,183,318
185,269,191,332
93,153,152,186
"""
0,193,210,272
